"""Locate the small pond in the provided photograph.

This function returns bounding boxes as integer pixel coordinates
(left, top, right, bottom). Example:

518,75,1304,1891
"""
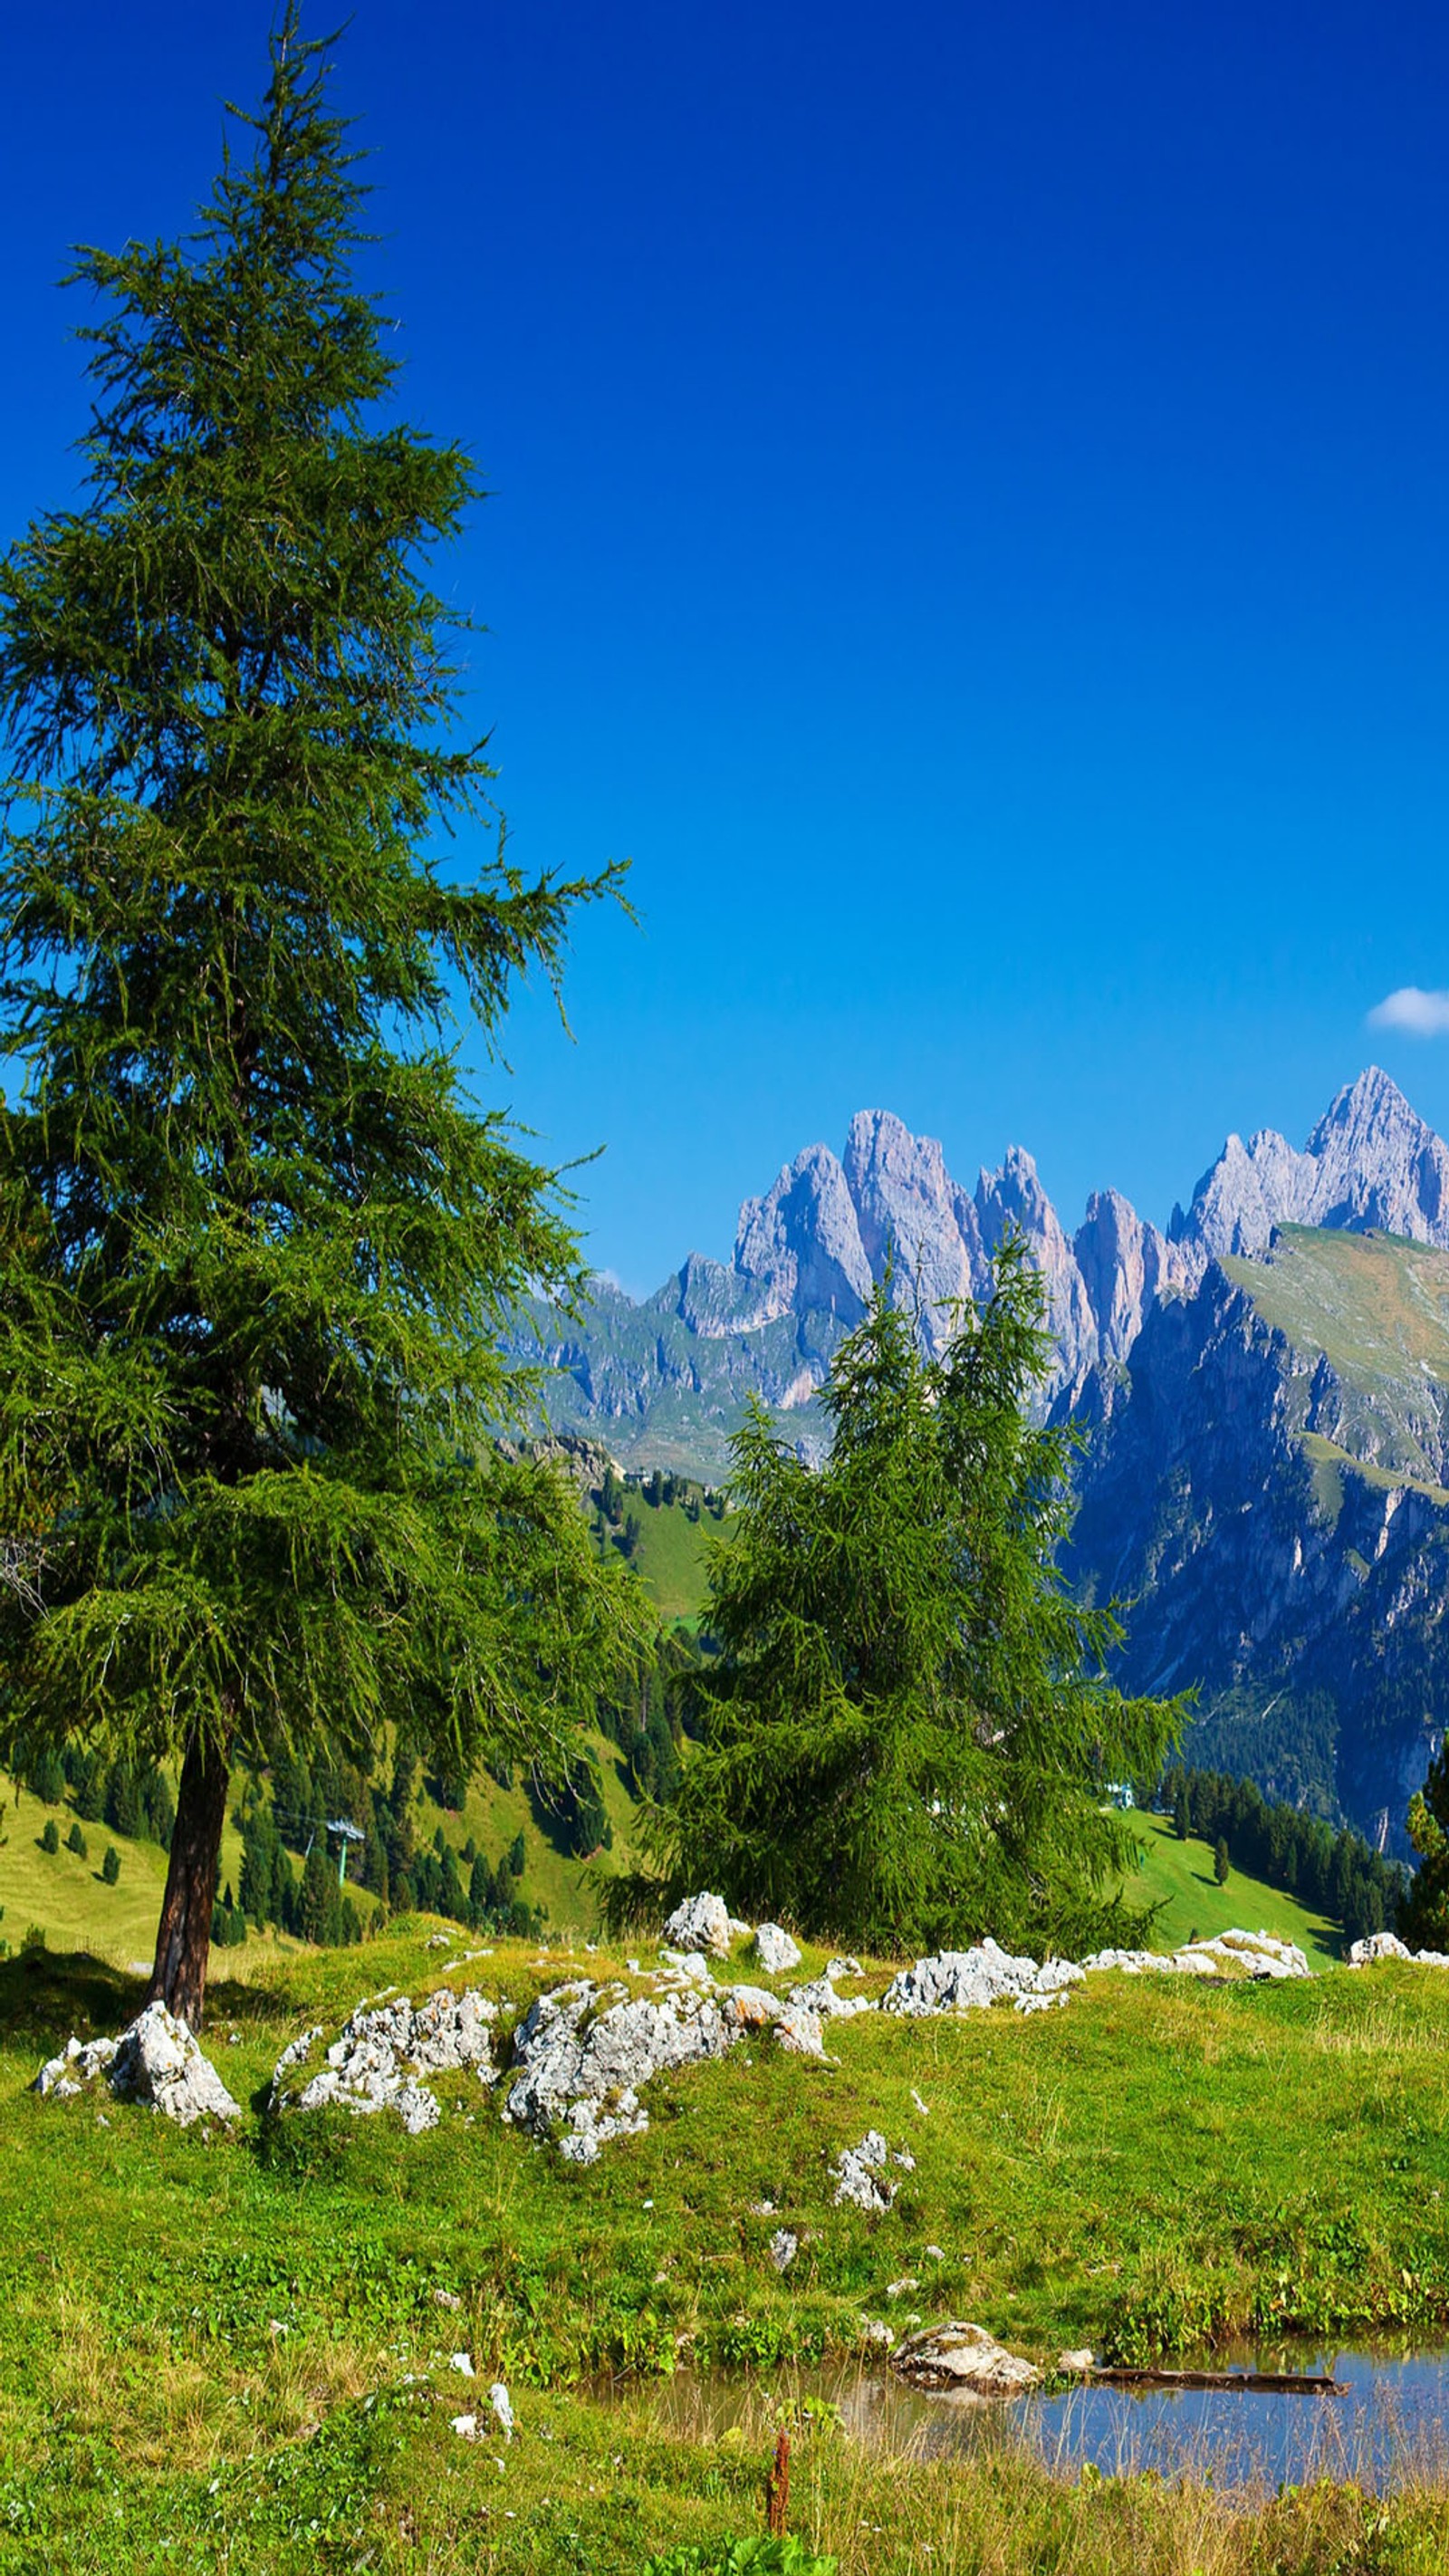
619,2347,1449,2494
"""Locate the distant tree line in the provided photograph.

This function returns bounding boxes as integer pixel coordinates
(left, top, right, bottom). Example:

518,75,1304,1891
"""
596,1626,707,1806
232,1744,547,1946
1163,1763,1407,1944
1182,1687,1339,1819
14,1740,176,1848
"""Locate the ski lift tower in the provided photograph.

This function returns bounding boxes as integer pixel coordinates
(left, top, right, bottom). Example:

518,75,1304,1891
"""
327,1818,366,1888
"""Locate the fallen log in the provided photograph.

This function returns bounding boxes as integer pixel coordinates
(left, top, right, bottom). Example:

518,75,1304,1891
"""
1083,2367,1345,2395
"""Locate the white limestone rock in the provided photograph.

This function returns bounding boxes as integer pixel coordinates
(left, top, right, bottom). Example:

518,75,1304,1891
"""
753,1922,802,1975
661,1893,734,1956
1348,1931,1412,1966
35,2004,241,2128
507,1977,745,2163
772,2004,825,2058
831,2129,897,2212
657,1949,715,1985
725,1984,783,2029
269,1986,497,2132
789,1974,876,2019
1176,1929,1310,1980
1084,1928,1310,1982
891,2320,1040,2398
770,2229,799,2273
1349,1930,1449,1968
1080,1946,1183,1975
881,1942,1082,2017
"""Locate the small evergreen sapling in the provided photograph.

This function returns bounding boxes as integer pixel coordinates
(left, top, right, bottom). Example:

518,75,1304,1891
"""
101,1846,120,1886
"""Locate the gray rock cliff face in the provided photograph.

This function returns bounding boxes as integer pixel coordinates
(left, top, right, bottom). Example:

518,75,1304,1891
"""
1067,1248,1449,1849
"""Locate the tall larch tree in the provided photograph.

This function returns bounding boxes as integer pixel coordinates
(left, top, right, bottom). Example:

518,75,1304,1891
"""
0,13,647,2023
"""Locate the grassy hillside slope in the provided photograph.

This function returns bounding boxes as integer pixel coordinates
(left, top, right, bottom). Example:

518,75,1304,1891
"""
6,1927,1449,2569
1223,1224,1449,1493
625,1489,721,1621
0,1777,258,1970
1122,1809,1340,1961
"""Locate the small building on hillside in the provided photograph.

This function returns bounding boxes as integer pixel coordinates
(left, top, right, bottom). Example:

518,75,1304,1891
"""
1105,1782,1135,1811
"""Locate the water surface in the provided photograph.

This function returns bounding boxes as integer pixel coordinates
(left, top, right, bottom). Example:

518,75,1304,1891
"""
625,2346,1449,2494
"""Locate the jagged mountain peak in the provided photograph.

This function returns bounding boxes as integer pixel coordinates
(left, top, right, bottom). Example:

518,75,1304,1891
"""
1173,1067,1449,1257
1309,1064,1424,1149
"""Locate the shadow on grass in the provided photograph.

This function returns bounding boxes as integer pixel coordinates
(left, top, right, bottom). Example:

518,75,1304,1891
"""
0,1946,302,2047
0,1946,144,2046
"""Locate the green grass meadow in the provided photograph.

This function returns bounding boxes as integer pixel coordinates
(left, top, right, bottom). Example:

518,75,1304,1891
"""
8,1918,1449,2570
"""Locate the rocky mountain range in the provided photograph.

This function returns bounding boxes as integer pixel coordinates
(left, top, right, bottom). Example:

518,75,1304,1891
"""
516,1068,1449,1849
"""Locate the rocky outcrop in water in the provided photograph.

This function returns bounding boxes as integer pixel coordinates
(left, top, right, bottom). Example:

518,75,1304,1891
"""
891,2321,1041,2397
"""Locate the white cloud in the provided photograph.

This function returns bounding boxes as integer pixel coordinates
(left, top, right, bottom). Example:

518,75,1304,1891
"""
1367,985,1449,1037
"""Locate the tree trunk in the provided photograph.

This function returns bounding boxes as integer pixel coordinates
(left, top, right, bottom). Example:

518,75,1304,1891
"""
147,1730,230,2030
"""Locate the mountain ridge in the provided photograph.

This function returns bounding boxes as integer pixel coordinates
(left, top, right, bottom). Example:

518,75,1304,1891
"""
518,1067,1449,1472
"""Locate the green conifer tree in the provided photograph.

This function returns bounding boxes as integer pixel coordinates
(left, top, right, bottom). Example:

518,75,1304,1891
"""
634,1241,1184,1955
1401,1747,1449,1948
0,14,645,2023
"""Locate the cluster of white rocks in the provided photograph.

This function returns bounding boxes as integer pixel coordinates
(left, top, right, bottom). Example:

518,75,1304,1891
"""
1082,1927,1311,1981
1348,1930,1449,1968
29,1895,1329,2151
660,1893,749,1955
268,1986,500,2135
882,1941,1084,2017
34,2003,240,2128
504,1964,838,2164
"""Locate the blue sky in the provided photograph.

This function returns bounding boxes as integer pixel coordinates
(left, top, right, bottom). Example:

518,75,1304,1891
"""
4,1,1448,1293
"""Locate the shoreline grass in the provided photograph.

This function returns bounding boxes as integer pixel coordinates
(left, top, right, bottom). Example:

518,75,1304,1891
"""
8,1924,1449,2569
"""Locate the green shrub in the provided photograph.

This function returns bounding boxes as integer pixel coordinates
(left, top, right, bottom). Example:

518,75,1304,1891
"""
39,1818,59,1855
64,1821,87,1859
101,1844,120,1885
